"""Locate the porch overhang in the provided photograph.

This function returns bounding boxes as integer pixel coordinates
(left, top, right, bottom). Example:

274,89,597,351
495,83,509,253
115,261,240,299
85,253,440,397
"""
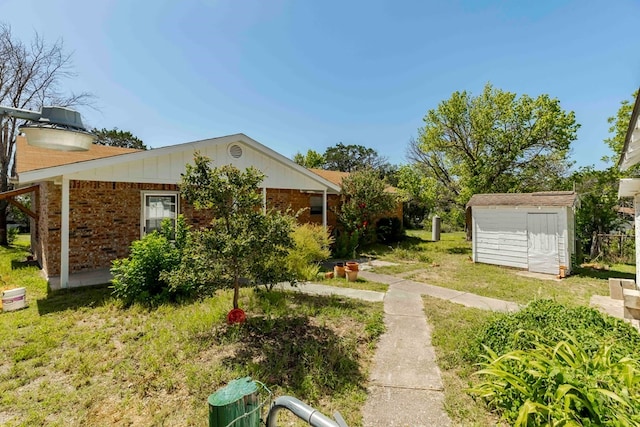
618,178,640,198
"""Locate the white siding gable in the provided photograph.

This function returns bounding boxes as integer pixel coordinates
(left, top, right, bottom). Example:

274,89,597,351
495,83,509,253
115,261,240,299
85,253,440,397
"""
18,134,339,193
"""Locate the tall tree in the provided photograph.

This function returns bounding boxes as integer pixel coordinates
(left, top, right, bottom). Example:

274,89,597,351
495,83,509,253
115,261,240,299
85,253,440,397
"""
323,142,389,172
411,83,578,215
92,128,146,150
292,149,324,168
0,24,90,244
395,164,437,228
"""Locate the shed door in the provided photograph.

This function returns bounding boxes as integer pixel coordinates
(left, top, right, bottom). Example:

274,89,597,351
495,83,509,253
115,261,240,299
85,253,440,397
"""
527,213,559,274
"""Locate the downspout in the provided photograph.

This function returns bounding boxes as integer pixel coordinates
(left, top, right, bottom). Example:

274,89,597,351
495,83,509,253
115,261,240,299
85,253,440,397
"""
60,175,70,289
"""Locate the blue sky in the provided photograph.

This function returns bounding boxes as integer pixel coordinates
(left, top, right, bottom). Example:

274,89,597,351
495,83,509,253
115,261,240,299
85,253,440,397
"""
3,0,639,169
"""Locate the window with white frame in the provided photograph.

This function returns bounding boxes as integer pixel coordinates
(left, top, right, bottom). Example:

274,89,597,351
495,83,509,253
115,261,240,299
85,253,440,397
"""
310,195,323,215
142,192,178,237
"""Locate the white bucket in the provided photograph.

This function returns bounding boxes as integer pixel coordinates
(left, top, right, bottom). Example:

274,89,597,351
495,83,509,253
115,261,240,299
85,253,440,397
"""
2,287,26,312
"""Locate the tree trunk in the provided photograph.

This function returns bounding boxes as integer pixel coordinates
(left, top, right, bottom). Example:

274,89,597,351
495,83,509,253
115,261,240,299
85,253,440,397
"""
233,277,239,309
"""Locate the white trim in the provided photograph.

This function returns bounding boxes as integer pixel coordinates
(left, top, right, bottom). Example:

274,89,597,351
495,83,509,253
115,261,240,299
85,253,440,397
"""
322,189,327,230
18,133,341,192
635,195,640,283
140,191,179,238
60,176,70,289
262,187,267,214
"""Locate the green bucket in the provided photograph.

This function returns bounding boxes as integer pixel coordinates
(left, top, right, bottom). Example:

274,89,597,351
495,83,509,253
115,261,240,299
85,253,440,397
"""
208,377,264,427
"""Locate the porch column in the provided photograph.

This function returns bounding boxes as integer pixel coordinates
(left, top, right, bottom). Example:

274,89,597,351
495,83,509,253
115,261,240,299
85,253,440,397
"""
262,187,267,214
322,189,327,230
60,176,70,289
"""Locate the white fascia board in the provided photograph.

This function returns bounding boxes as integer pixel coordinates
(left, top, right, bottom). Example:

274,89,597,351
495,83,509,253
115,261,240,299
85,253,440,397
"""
618,178,640,198
17,133,341,193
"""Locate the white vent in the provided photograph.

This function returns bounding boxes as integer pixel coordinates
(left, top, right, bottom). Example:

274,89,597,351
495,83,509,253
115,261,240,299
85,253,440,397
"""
229,144,243,159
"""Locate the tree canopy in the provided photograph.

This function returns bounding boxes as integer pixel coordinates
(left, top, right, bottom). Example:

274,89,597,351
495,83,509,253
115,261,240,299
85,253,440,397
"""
410,83,579,216
293,149,324,168
324,142,389,172
92,128,147,150
176,153,295,309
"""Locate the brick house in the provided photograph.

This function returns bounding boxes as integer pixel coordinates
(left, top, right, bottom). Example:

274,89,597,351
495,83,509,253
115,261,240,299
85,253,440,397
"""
13,134,341,290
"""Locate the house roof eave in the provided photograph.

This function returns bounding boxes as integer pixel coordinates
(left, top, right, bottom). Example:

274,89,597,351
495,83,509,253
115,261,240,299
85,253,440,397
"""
16,133,341,192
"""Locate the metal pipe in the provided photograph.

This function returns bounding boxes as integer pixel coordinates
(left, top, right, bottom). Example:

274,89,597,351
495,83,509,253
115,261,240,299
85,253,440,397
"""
266,396,347,427
0,106,41,121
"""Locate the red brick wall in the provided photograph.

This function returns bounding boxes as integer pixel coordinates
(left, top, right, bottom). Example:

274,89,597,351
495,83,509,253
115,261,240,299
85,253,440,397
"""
35,181,402,276
36,182,335,275
265,189,340,229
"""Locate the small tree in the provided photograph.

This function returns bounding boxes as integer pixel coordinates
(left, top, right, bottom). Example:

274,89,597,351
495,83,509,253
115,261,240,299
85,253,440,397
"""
177,153,294,309
337,169,397,250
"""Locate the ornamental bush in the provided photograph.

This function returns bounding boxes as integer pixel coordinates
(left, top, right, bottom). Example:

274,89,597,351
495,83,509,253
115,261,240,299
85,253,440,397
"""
285,223,333,281
376,217,404,243
111,216,187,305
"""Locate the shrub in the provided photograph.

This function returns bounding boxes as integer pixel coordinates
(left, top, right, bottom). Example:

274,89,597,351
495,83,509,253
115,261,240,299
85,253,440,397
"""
7,227,18,245
469,332,640,425
466,299,640,363
337,169,397,246
333,229,360,259
286,223,333,281
375,217,404,243
111,216,187,305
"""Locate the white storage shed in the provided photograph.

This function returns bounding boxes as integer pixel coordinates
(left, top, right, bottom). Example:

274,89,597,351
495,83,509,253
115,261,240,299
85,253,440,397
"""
467,191,578,275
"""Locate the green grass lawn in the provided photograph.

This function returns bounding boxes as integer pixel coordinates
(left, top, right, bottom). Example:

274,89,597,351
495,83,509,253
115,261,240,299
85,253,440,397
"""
0,238,384,426
365,230,620,306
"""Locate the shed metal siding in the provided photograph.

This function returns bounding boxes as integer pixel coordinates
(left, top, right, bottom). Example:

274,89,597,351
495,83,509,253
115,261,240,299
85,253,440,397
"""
472,206,572,272
473,209,528,269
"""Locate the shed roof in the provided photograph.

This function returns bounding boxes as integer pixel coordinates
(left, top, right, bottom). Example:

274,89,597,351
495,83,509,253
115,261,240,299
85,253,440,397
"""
466,191,578,208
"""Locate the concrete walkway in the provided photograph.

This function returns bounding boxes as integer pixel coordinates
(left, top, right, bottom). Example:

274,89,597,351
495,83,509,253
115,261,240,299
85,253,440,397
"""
362,286,451,426
288,269,517,426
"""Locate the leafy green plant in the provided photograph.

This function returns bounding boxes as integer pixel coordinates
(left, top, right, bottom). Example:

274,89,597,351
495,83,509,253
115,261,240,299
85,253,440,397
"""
466,299,640,364
286,223,333,281
111,216,187,305
172,153,295,308
469,331,640,426
333,229,360,259
337,168,397,246
7,227,18,245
